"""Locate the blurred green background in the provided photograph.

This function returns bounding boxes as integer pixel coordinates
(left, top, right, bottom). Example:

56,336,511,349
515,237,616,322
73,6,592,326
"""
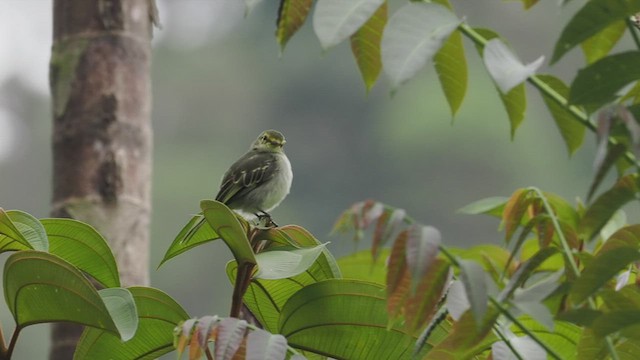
0,0,614,358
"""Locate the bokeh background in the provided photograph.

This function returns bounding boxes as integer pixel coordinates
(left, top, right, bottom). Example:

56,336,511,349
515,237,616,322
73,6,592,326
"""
0,0,618,357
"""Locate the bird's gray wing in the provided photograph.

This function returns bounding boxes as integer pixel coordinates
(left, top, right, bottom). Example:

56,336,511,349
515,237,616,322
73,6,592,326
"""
215,151,278,207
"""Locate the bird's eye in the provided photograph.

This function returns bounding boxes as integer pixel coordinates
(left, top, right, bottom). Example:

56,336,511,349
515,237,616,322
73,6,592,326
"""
261,135,267,141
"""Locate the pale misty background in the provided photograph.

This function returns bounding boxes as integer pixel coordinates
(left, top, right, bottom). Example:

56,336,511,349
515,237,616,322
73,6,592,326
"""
0,0,618,358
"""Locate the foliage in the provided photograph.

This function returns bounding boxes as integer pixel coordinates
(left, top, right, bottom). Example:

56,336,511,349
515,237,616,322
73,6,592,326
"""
6,0,640,359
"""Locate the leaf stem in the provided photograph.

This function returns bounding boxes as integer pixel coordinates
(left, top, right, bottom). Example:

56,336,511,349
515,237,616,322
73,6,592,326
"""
527,187,620,360
492,324,525,360
4,327,20,360
490,298,562,360
458,23,640,168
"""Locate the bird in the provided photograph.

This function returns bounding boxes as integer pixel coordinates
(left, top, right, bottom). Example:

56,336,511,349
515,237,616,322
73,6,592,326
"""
180,130,292,243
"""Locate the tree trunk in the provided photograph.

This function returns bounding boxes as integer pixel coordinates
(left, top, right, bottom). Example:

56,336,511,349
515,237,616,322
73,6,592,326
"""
49,1,156,358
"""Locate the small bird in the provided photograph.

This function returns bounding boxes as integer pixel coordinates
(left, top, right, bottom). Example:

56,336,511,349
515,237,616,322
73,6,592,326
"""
180,130,292,243
215,129,293,217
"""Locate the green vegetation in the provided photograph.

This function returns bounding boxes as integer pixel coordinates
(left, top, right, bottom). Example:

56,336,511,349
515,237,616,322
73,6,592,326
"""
3,0,640,359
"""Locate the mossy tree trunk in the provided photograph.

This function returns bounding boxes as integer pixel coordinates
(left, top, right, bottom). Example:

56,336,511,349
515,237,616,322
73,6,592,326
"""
49,1,157,358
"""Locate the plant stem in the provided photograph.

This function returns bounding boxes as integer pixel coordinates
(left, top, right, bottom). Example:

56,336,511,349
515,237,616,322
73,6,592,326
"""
490,298,563,360
4,327,20,360
528,188,620,360
458,23,640,168
492,325,525,360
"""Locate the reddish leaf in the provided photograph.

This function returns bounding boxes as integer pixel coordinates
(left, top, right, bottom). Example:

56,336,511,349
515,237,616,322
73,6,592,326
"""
387,230,410,320
405,225,441,291
502,188,533,243
216,318,248,360
405,259,451,334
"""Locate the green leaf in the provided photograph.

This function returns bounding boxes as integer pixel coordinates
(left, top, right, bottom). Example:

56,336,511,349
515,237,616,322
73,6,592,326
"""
510,317,581,360
536,74,585,155
75,287,190,360
569,51,640,106
226,247,338,333
500,247,559,302
570,247,640,305
0,208,35,252
4,251,119,335
581,20,626,64
458,259,488,328
587,143,627,201
337,249,389,284
279,279,423,359
499,83,527,139
159,214,220,268
42,218,120,288
254,244,328,280
381,2,460,90
350,1,386,92
434,26,467,116
201,200,255,266
457,196,508,217
98,288,138,341
592,310,640,338
580,174,640,241
551,0,640,63
5,210,48,251
276,0,313,52
313,0,385,50
471,28,527,138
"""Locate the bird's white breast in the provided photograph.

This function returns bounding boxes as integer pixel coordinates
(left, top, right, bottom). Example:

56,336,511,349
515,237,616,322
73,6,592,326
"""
262,152,292,212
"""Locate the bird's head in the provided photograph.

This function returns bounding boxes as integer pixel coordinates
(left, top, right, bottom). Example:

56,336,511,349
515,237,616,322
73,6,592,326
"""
252,130,286,152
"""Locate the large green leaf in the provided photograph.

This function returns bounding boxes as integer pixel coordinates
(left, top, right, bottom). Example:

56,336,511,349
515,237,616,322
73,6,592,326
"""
551,0,640,63
98,288,138,342
0,208,36,252
254,244,328,280
276,0,313,52
381,2,460,90
74,287,190,360
313,0,385,50
350,1,386,92
5,210,48,251
569,51,640,106
158,214,220,268
570,247,640,305
581,20,626,64
201,200,255,266
536,74,585,155
337,249,389,284
3,251,119,335
579,174,640,241
279,279,422,359
226,244,338,333
42,218,120,288
511,317,581,360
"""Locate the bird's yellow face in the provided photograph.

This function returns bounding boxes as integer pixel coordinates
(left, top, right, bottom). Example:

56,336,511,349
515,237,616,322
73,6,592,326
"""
252,130,286,152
